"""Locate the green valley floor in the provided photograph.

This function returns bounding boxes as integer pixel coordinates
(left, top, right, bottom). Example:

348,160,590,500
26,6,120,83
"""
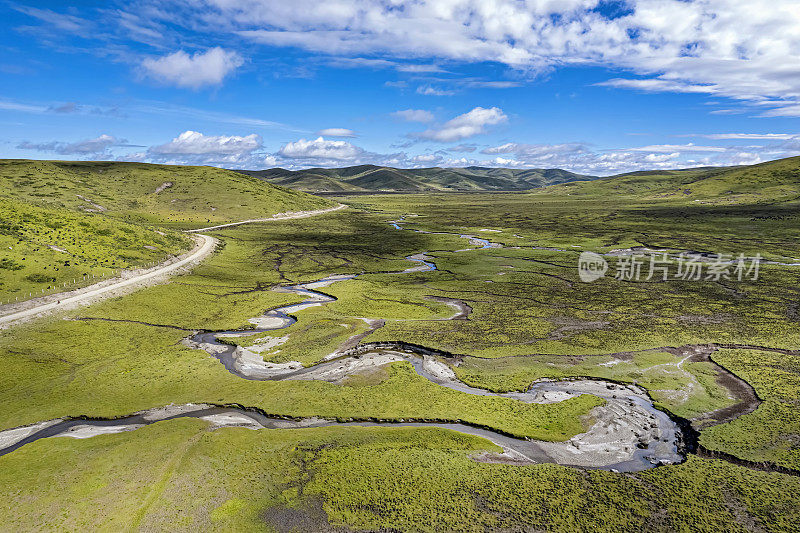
1,167,799,531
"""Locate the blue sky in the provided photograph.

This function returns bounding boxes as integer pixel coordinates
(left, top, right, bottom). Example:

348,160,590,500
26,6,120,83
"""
1,0,799,175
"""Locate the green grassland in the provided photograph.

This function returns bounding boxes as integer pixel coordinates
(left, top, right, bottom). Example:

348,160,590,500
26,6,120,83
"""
364,247,800,355
0,419,798,532
0,211,605,442
0,197,189,301
699,348,800,469
1,156,800,531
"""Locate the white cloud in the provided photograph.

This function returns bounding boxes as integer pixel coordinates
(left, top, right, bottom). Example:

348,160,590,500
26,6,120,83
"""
141,0,800,116
412,154,441,164
708,109,745,116
596,79,715,95
0,100,48,113
482,142,587,158
315,128,357,138
150,130,261,155
391,109,435,123
688,133,799,140
416,86,455,96
17,134,120,155
396,64,446,73
327,57,446,74
416,107,507,142
625,143,727,153
490,156,528,167
272,137,418,169
278,136,363,161
470,139,798,175
141,47,244,89
13,6,88,33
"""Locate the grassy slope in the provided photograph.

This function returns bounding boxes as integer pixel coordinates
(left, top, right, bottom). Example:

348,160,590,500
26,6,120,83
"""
0,159,333,227
239,164,594,192
0,197,188,300
0,159,334,300
547,155,800,204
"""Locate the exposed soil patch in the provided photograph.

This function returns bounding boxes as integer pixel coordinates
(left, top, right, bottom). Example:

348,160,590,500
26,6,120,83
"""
425,296,473,320
546,316,610,340
676,313,732,325
76,194,106,212
328,318,385,359
153,181,173,194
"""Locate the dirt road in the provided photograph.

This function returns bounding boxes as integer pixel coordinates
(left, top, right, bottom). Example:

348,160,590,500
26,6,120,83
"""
0,204,347,327
0,234,216,328
185,204,346,233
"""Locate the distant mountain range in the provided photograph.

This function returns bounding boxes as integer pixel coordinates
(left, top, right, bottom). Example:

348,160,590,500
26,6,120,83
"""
235,165,596,192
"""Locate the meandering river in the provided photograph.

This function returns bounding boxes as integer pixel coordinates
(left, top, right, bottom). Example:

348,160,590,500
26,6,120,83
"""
0,218,688,472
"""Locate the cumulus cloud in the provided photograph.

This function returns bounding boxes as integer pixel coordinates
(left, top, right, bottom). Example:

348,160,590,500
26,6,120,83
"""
392,109,435,123
114,130,283,169
415,107,507,142
116,133,410,170
141,130,267,167
103,126,800,173
141,47,244,89
278,137,364,161
150,130,261,155
412,153,441,164
271,136,416,169
17,134,120,155
315,128,357,138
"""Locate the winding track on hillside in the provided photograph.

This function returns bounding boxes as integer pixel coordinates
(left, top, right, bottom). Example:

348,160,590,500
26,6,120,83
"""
0,205,346,328
185,204,346,233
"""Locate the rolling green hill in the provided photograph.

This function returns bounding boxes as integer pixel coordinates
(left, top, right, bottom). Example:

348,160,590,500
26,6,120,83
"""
0,160,334,226
0,160,335,301
240,157,800,203
543,156,800,205
238,164,595,192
